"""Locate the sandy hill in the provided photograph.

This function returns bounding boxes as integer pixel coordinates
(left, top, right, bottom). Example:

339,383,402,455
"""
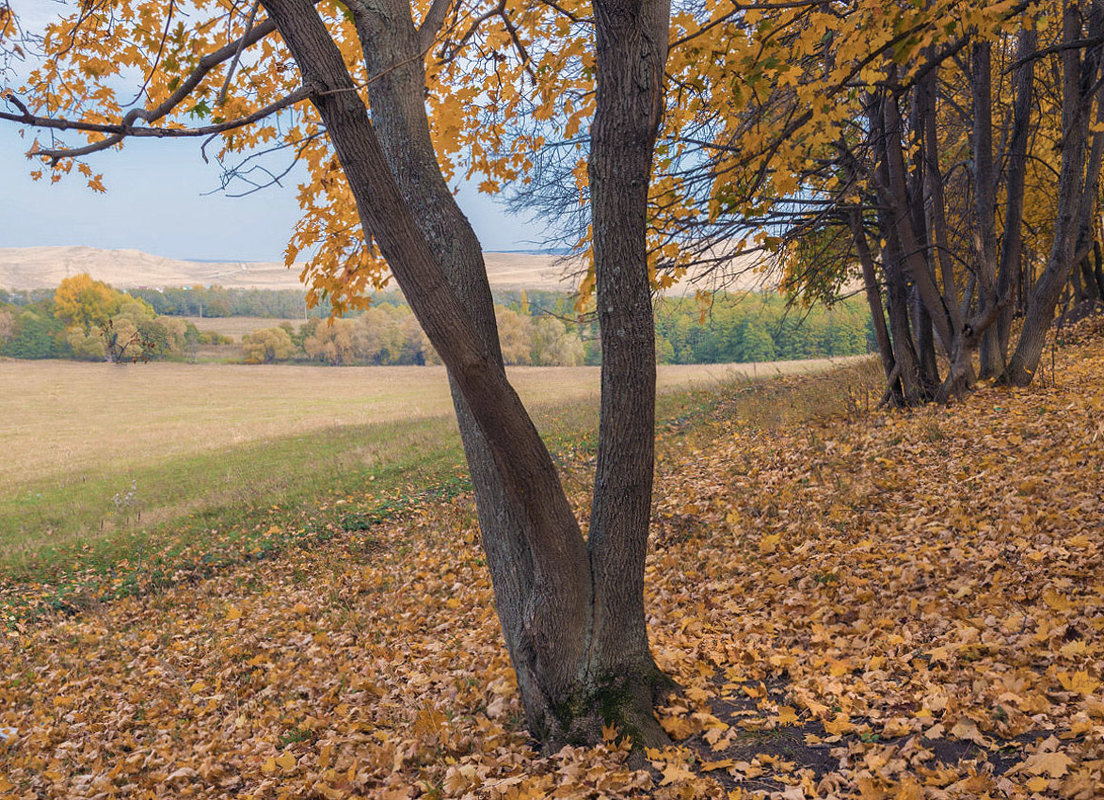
0,245,772,294
0,246,587,293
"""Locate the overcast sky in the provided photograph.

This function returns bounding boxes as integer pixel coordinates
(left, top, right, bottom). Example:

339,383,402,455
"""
0,1,553,262
0,125,553,262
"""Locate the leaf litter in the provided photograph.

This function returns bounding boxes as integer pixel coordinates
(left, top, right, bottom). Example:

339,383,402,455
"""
1,319,1103,799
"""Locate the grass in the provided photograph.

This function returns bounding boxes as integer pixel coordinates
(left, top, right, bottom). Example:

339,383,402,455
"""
181,315,309,338
0,355,876,614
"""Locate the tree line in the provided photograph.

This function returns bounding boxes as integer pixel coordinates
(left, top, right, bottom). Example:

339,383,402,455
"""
0,277,872,365
0,275,218,362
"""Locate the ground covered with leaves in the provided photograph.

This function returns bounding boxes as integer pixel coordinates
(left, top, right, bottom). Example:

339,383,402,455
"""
1,324,1102,799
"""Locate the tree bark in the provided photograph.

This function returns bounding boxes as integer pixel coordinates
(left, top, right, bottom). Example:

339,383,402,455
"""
972,41,1004,378
343,0,583,738
1006,2,1099,385
848,208,896,385
585,0,673,745
261,0,600,745
260,0,674,749
997,28,1036,358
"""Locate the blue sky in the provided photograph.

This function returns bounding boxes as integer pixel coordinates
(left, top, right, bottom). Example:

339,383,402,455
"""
0,124,551,261
0,0,552,259
0,1,552,261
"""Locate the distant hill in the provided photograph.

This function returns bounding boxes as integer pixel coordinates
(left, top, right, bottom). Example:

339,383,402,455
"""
0,245,772,294
0,246,582,293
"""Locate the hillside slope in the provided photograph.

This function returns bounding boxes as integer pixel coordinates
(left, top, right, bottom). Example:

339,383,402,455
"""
0,245,770,293
0,246,581,292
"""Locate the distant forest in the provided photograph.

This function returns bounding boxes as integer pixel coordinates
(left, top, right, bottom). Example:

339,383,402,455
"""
0,282,873,366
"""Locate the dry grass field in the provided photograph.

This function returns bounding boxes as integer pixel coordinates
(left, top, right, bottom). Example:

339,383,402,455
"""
0,356,863,575
0,357,844,487
181,316,309,338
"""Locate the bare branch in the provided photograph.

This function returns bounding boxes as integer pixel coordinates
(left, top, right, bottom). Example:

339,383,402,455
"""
534,0,588,25
440,0,504,62
218,0,262,106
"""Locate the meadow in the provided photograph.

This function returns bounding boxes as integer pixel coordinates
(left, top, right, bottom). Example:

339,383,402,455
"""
0,356,857,581
181,315,308,338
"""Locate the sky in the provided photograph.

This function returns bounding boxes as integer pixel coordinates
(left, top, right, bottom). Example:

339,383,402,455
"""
0,125,553,262
0,1,553,262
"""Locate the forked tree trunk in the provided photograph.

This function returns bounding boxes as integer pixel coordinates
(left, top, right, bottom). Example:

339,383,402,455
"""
260,0,672,749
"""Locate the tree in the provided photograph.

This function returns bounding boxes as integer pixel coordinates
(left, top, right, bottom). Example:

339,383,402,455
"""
2,0,671,745
242,327,296,364
0,308,14,345
531,316,585,366
53,274,162,362
494,306,533,365
651,0,1104,403
303,318,358,365
53,274,120,333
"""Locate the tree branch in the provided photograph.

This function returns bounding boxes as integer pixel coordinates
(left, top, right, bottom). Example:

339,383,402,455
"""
218,0,262,106
10,86,312,162
417,0,455,51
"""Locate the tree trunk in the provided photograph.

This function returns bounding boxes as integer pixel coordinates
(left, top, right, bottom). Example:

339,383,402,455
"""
848,208,896,385
584,0,674,745
877,89,954,359
912,289,940,396
345,0,583,739
1006,3,1099,385
997,28,1036,357
918,60,963,334
1073,56,1104,302
972,41,1004,378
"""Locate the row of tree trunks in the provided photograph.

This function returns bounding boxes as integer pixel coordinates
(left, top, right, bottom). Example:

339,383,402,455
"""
1005,2,1103,385
850,7,1104,402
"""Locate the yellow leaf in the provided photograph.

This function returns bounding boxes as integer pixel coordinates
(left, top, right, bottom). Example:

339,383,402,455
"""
776,706,799,726
659,761,696,785
803,698,829,717
224,605,242,621
1042,590,1073,611
949,718,990,747
292,603,309,615
1020,750,1072,778
275,751,297,771
700,758,736,771
1060,640,1087,657
659,714,695,740
601,722,619,743
823,713,854,735
189,680,207,694
758,533,782,553
261,757,277,775
1058,671,1101,695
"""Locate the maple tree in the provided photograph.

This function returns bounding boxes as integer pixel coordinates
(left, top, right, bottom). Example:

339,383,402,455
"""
0,0,672,746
